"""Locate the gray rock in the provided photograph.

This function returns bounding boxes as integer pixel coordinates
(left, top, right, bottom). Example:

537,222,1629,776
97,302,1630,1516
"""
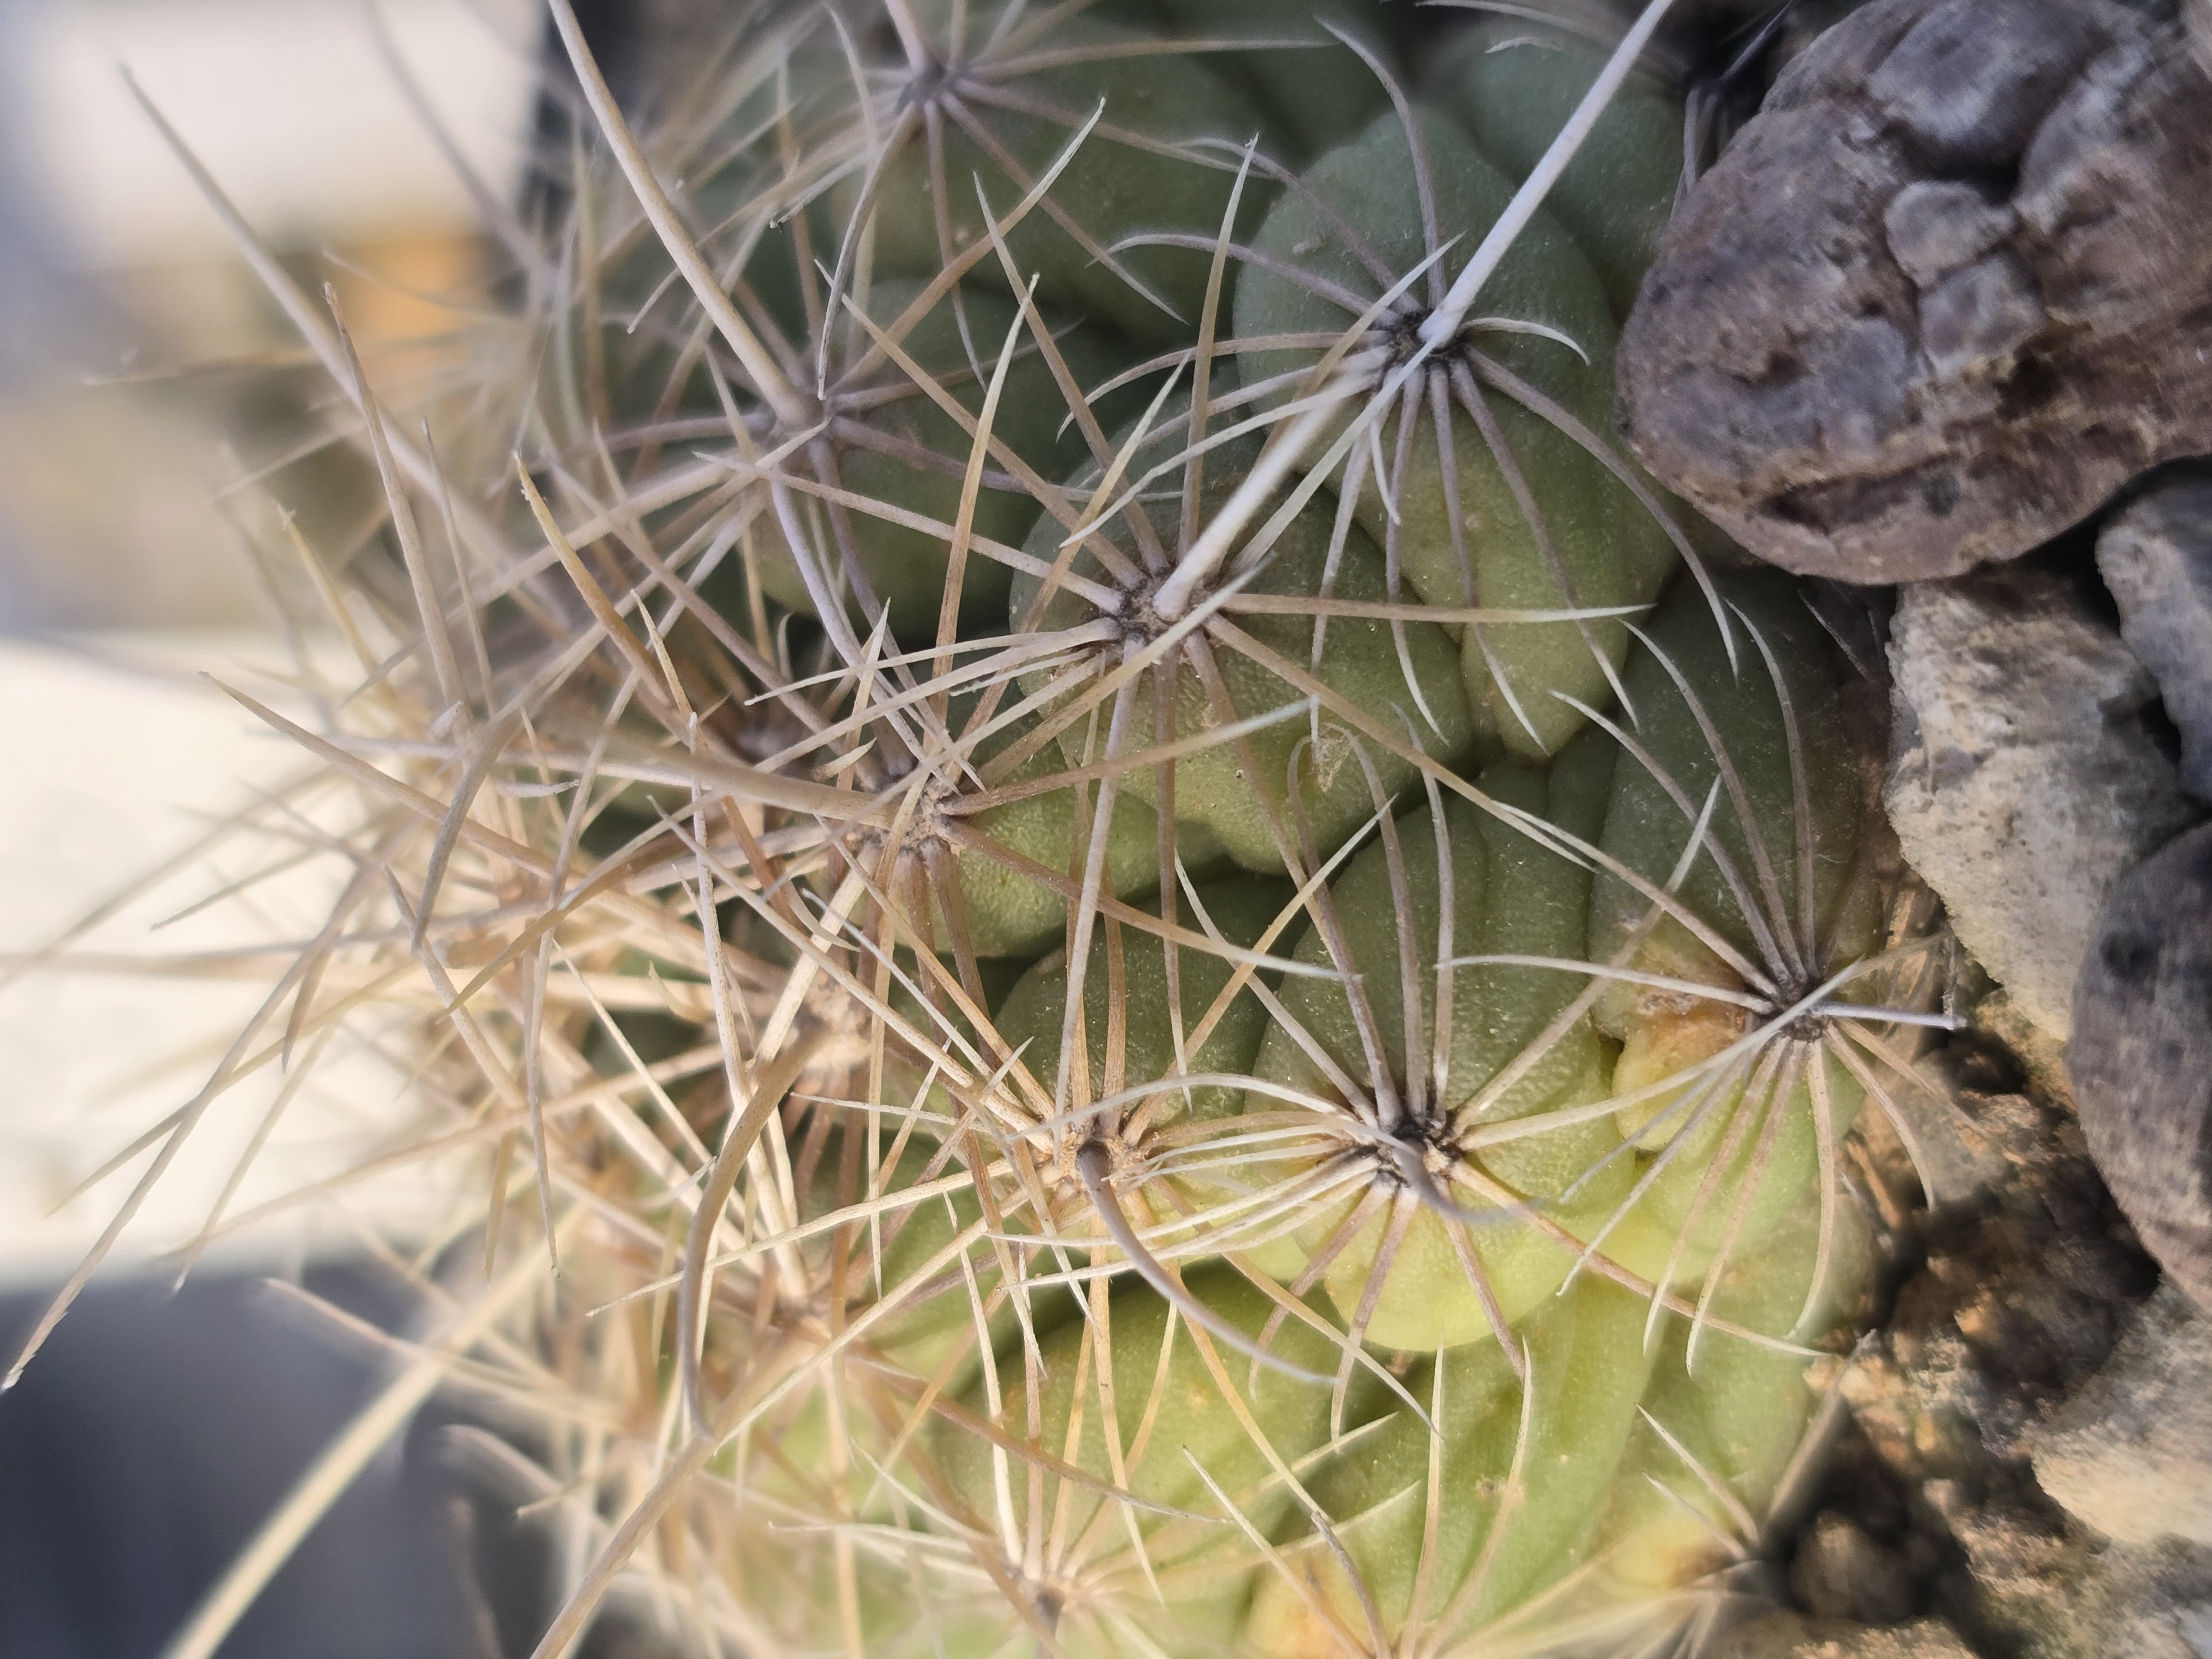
1618,0,2212,583
1863,0,2109,169
1918,252,2046,379
2031,1283,2212,1547
1934,1486,2212,1659
2069,822,2212,1312
2098,473,2212,800
1883,181,2015,291
1707,1611,1975,1659
1885,566,2198,1041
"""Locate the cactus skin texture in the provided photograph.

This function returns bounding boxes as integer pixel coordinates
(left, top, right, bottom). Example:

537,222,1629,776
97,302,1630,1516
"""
36,5,1966,1659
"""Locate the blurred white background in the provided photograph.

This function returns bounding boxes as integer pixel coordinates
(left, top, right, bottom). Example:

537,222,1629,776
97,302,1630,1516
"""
0,0,540,1280
0,13,655,1657
0,0,538,631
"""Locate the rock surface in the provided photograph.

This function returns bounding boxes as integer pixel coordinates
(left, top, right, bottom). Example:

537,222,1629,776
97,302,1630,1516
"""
1884,565,2198,1041
2098,472,2212,801
1708,1611,1978,1659
2069,822,2212,1312
1618,0,2212,583
1930,1488,2212,1659
2030,1282,2212,1547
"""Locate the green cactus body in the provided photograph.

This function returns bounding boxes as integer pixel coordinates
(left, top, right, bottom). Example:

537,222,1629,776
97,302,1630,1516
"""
1590,571,1872,976
1244,1209,1870,1657
1010,403,1477,874
863,1129,1081,1389
576,40,844,427
686,278,1136,642
1431,18,1687,320
1583,572,1882,1278
872,948,1031,1133
1153,0,1397,163
887,692,1212,962
934,1266,1342,1639
993,879,1291,1129
1246,781,1620,1198
1230,764,1635,1349
1249,1272,1658,1654
135,6,1959,1658
1596,1201,1874,1599
795,724,1181,973
1234,108,1677,760
846,8,1279,346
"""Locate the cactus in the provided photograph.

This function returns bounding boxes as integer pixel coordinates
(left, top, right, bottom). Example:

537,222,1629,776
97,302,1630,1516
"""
19,4,1973,1658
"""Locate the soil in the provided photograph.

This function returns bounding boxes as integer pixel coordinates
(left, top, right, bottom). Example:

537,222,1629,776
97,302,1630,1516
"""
1725,967,2212,1658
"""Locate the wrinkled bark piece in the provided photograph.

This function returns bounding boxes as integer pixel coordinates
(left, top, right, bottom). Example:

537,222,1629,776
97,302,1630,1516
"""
2069,821,2212,1316
1619,0,2212,584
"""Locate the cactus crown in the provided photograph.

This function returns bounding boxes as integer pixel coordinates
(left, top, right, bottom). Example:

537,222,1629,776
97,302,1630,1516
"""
18,4,1970,1657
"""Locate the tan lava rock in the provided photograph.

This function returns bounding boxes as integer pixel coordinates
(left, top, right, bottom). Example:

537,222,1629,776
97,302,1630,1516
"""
2030,1282,2212,1548
1885,566,2197,1042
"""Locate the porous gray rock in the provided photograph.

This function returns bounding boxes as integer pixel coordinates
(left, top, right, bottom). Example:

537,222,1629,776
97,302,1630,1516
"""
2030,1282,2212,1547
2069,822,2212,1312
1885,566,2198,1041
1618,0,2212,583
2098,472,2212,801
